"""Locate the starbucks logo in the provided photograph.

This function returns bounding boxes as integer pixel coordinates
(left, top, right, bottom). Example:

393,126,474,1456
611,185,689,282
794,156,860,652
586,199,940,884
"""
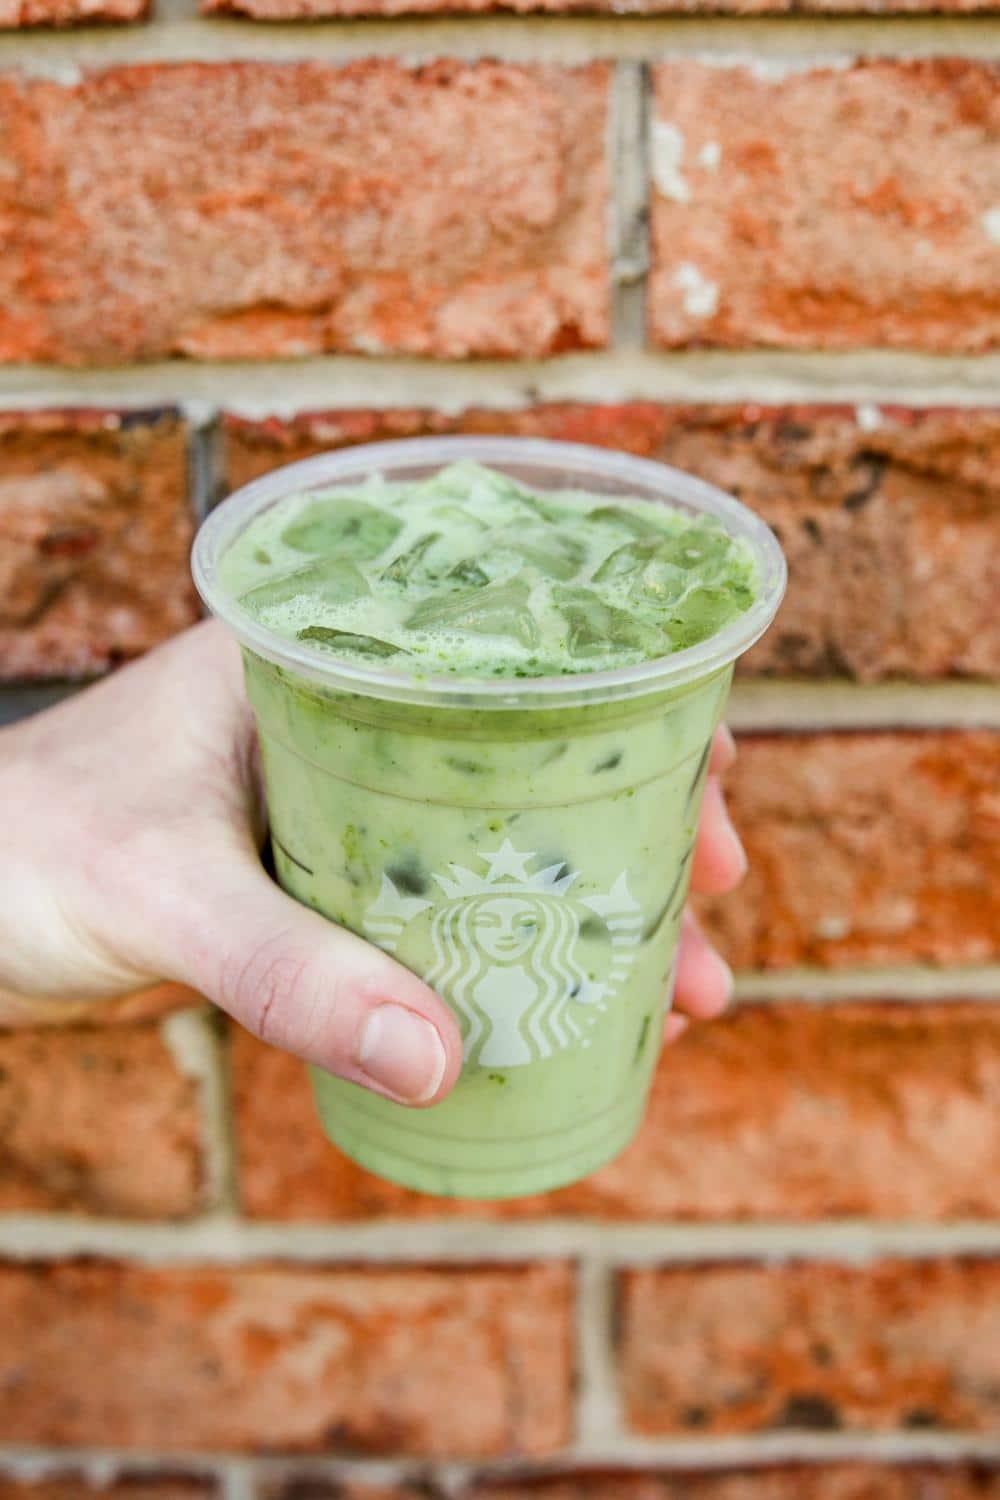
363,840,641,1067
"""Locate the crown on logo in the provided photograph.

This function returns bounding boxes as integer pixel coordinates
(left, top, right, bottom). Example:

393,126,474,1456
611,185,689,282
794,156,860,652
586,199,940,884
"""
364,840,642,957
433,839,578,901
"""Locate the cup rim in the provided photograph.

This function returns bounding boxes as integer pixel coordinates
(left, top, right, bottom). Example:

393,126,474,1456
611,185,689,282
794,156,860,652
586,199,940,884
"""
192,434,787,710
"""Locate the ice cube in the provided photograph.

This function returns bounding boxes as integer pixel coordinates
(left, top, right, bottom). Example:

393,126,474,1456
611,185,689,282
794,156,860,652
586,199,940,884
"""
282,498,402,560
380,531,443,586
509,491,563,526
406,579,540,649
587,504,666,539
432,504,489,534
636,555,687,604
508,527,586,581
666,583,745,649
592,538,661,584
596,538,704,605
414,461,533,512
554,587,657,660
239,558,370,616
657,522,733,576
446,558,490,588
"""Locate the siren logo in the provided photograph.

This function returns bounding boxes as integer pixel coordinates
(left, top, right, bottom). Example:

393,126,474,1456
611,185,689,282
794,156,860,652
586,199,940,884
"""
364,840,642,1067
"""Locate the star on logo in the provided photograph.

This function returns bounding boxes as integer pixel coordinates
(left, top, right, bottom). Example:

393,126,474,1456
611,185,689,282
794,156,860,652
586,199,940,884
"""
580,872,640,919
481,839,536,883
365,874,432,926
433,840,577,899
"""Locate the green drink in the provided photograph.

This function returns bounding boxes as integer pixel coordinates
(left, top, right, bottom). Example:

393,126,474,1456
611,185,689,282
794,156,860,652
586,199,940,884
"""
194,439,785,1198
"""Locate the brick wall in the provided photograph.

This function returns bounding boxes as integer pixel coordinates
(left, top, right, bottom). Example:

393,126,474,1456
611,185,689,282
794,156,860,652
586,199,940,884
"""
0,3,998,1499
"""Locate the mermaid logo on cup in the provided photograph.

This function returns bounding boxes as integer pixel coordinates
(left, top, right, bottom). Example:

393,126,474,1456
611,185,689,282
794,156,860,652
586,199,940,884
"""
364,840,642,1067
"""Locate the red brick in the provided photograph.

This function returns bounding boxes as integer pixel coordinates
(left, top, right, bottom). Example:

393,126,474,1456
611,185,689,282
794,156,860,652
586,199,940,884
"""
232,1002,1000,1222
206,0,998,13
0,1481,212,1500
264,1485,422,1500
224,403,1000,680
620,1258,1000,1436
469,1468,1000,1500
0,1019,204,1217
0,409,197,679
0,63,609,366
698,732,1000,970
0,0,146,23
0,1261,573,1454
649,61,1000,351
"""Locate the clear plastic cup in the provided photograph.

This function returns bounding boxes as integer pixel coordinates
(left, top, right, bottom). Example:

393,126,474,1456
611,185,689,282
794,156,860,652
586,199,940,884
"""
193,437,785,1198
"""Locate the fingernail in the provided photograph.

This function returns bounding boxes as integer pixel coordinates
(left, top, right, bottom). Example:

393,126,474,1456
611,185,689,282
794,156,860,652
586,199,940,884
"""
717,788,749,880
663,1013,690,1044
709,948,736,1011
357,1004,447,1103
715,723,737,772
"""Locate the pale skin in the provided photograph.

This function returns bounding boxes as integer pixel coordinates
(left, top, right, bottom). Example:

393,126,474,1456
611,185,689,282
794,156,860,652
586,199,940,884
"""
0,620,746,1105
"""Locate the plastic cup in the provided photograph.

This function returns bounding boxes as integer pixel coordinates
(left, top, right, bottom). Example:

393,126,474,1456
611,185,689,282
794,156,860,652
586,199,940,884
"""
193,436,785,1198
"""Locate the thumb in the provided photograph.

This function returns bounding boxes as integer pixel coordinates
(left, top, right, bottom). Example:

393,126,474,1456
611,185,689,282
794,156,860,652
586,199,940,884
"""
161,838,463,1107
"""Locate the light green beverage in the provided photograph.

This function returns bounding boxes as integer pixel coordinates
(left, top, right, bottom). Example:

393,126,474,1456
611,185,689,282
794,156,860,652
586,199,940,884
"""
194,438,785,1198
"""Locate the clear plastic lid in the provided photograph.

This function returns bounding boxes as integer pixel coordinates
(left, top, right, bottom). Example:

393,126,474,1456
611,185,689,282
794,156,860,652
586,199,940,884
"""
192,435,786,711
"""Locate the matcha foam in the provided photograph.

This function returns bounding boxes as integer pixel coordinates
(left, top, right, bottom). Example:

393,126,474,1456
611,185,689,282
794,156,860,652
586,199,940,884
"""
220,460,758,679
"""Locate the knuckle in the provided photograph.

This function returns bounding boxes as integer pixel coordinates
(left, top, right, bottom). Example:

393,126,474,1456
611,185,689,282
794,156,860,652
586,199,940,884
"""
219,932,320,1053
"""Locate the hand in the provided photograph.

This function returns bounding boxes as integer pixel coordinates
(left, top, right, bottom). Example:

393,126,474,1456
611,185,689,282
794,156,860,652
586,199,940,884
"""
0,621,744,1099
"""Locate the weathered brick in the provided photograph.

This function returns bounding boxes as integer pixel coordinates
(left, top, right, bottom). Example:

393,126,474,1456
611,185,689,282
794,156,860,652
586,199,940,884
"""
620,1258,1000,1436
0,1261,573,1454
0,63,609,366
232,1002,1000,1222
0,0,146,23
650,61,1000,351
698,732,1000,970
469,1467,1000,1500
224,403,1000,680
263,1484,421,1500
0,409,197,680
0,1480,213,1500
206,0,999,14
0,1019,204,1218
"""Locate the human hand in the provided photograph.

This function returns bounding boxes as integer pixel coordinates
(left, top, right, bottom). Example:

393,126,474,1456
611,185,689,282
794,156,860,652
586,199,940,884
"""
0,620,744,1099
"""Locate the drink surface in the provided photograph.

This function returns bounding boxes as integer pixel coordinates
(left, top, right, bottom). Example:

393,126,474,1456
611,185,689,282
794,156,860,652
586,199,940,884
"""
219,461,758,679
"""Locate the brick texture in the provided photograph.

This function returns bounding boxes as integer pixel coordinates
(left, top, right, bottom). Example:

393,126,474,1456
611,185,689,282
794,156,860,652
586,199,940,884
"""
0,0,146,22
620,1258,1000,1436
0,409,197,680
0,17,996,1486
0,1262,573,1454
205,0,1000,14
224,403,1000,680
697,732,1000,970
0,63,609,366
0,1482,212,1500
231,1002,1000,1222
470,1468,1000,1500
263,1485,422,1500
650,61,1000,351
0,1020,204,1218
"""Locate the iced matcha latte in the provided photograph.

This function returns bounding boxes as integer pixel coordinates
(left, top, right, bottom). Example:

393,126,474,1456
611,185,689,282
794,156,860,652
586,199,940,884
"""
194,438,785,1197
